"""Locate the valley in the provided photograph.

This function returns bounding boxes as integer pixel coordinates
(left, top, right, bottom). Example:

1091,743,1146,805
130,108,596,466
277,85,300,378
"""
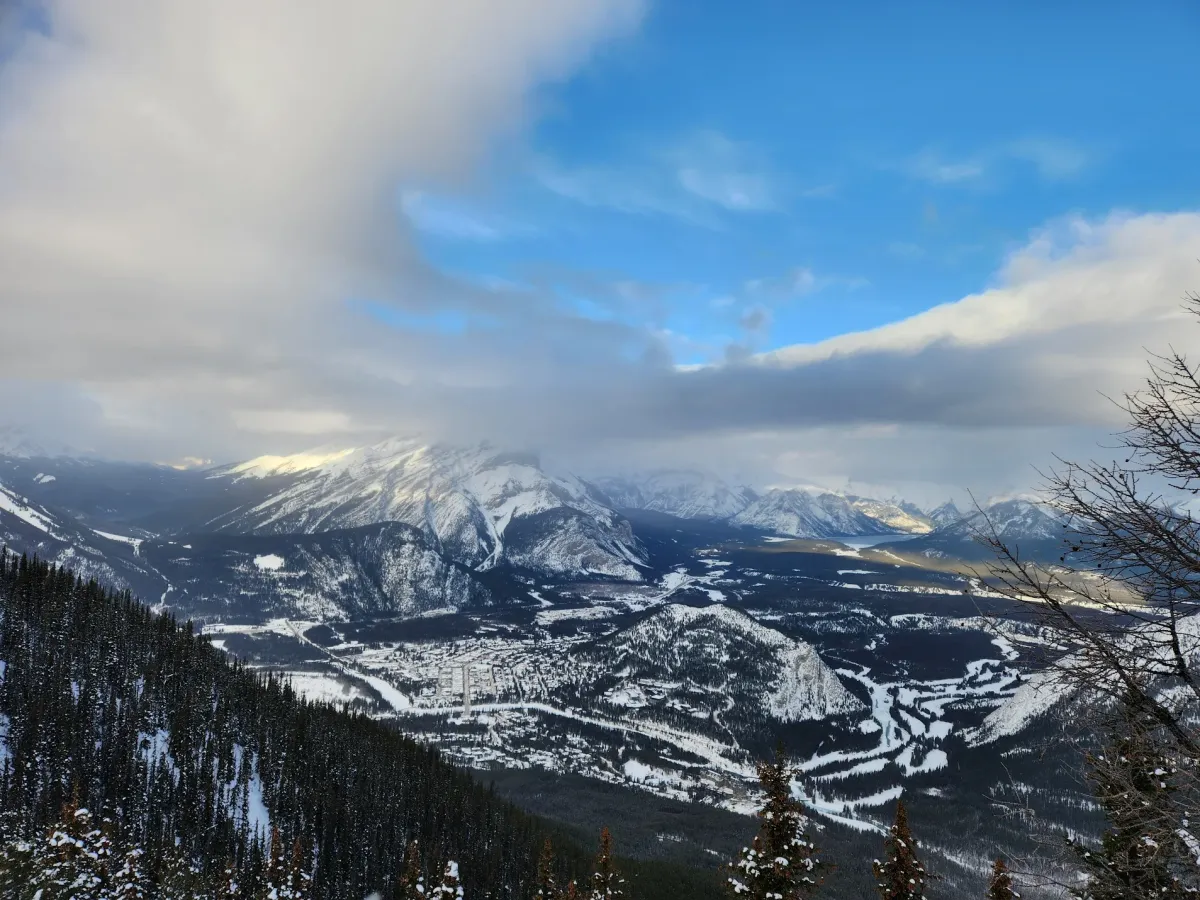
0,441,1101,891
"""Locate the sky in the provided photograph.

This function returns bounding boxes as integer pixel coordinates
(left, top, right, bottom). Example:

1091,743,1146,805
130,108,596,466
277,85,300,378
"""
1,0,1199,505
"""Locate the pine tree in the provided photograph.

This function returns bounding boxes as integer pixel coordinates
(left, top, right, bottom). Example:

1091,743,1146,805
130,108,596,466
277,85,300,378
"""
431,860,464,900
111,846,150,900
398,840,426,900
218,860,244,900
873,801,934,900
159,845,211,900
1068,698,1195,900
727,747,826,900
536,839,561,900
986,858,1019,900
286,837,313,900
589,828,623,900
29,803,114,900
0,835,35,898
260,826,288,900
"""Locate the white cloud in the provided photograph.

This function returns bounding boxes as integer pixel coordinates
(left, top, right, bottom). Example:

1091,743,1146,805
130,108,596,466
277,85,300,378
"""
903,137,1090,186
534,129,779,222
400,191,534,242
0,0,643,458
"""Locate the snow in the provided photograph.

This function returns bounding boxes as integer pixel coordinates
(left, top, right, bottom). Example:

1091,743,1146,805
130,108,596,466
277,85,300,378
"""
226,448,358,478
93,530,144,554
623,759,655,782
0,484,61,536
33,473,55,484
253,554,285,572
357,673,412,711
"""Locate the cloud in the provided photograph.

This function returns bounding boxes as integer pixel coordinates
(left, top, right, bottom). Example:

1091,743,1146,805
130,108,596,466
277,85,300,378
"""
903,137,1090,187
0,7,1191,500
353,211,1200,499
1005,137,1090,180
533,129,779,223
906,150,988,185
0,0,643,459
744,267,868,298
400,191,534,242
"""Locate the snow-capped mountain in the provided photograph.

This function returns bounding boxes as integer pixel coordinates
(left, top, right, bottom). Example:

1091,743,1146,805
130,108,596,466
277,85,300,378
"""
593,470,758,520
926,500,965,529
877,498,1067,563
209,439,648,581
582,603,864,727
846,496,932,534
730,488,895,539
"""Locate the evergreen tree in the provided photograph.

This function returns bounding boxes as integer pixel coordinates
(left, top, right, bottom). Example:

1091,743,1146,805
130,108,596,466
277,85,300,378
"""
1068,695,1194,899
431,860,464,900
218,860,244,900
536,839,561,900
589,828,623,900
29,803,114,900
260,826,288,900
111,845,150,900
159,845,211,900
873,801,933,900
0,550,607,900
0,834,35,898
986,858,1018,900
285,837,312,900
398,840,426,900
727,747,825,900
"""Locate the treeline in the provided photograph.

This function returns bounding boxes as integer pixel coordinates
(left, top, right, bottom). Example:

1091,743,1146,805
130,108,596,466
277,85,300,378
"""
0,550,600,899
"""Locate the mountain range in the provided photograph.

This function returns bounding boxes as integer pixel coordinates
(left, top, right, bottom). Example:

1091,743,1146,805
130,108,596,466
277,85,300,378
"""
0,436,1077,626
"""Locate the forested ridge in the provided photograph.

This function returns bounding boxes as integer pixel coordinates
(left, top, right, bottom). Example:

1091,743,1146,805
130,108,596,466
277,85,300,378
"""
0,549,617,899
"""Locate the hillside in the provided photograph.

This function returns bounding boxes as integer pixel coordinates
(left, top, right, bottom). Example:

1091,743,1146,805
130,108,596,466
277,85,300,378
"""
0,551,668,899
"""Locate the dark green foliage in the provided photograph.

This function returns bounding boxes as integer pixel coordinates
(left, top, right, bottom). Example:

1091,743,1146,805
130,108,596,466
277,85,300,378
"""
0,550,601,899
1068,695,1196,900
725,747,825,900
589,828,623,900
873,801,933,900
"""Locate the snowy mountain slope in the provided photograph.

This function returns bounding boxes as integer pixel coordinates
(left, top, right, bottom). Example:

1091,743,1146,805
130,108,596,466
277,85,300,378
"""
581,603,864,726
847,496,933,534
0,479,166,599
927,501,965,529
207,440,647,581
593,471,758,520
876,499,1068,563
141,523,493,621
730,488,895,538
968,612,1200,746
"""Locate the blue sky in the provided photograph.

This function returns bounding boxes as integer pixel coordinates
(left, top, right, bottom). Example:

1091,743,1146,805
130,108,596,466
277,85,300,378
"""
4,0,1200,497
400,0,1200,364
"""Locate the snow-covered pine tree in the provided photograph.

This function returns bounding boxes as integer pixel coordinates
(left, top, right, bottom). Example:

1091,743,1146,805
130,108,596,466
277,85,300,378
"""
536,839,562,900
158,844,211,900
873,800,933,900
726,747,826,900
218,860,244,900
1068,693,1196,900
110,845,150,900
286,837,313,900
589,828,624,900
0,833,35,895
431,860,464,900
398,840,426,900
986,858,1019,900
29,802,114,900
260,826,288,900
